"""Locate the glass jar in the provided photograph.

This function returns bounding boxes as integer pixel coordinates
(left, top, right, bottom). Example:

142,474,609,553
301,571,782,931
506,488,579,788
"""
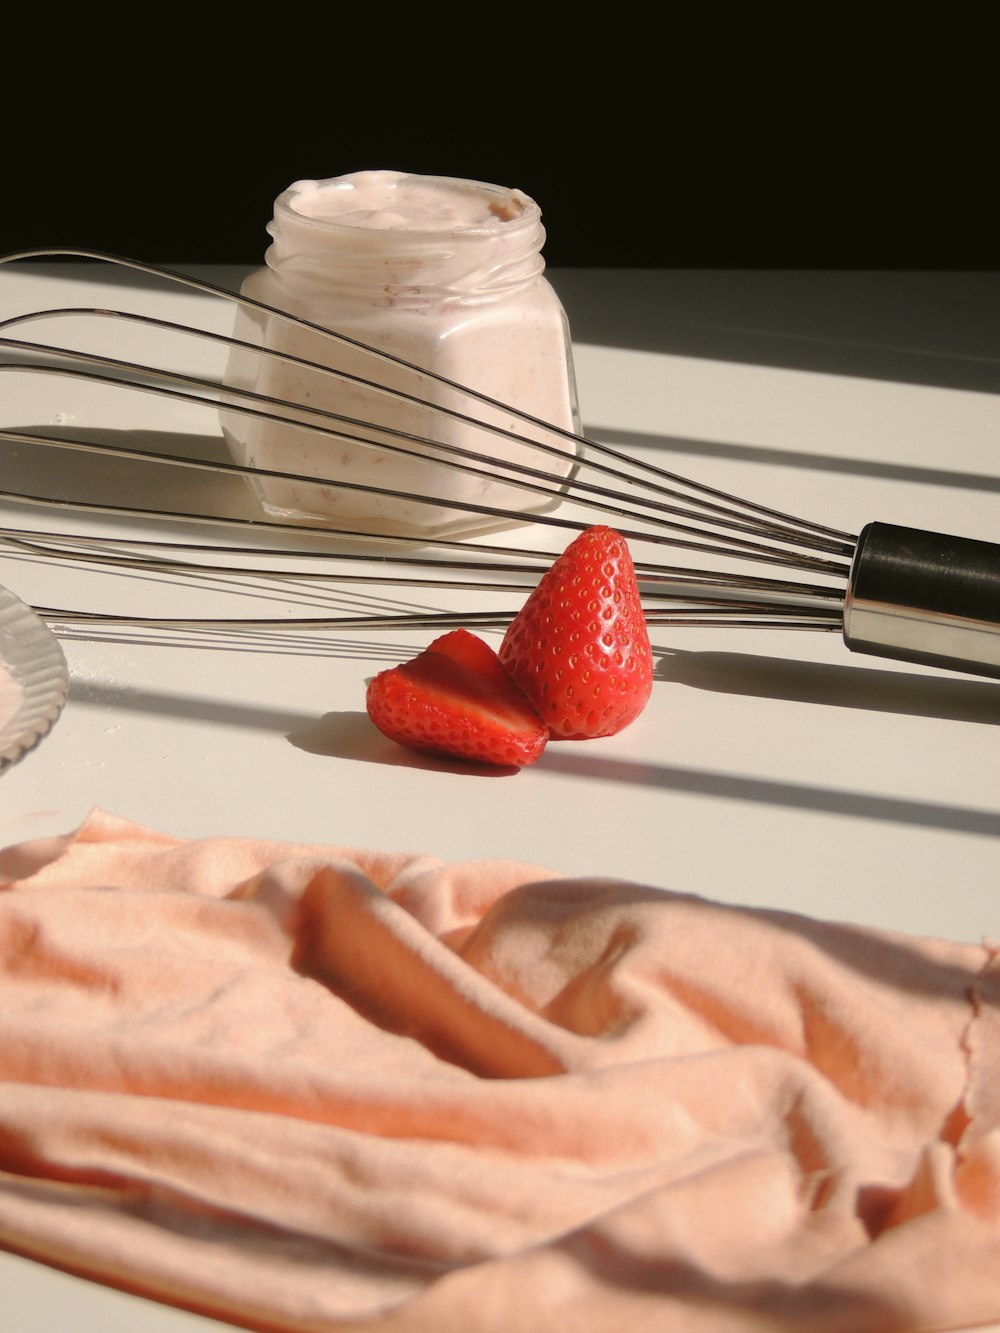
221,170,581,540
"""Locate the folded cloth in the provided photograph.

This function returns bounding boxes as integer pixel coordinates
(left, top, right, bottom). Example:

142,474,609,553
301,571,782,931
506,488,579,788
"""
1,810,999,1333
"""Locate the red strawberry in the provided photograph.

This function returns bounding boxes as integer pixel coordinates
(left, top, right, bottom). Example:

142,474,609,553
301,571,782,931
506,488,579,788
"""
499,526,653,740
366,628,547,768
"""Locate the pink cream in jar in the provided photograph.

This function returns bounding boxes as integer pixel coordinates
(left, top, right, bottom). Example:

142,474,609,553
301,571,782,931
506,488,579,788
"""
221,170,580,540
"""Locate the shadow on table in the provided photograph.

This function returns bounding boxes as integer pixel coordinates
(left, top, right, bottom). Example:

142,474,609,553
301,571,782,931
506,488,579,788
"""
63,679,1000,835
654,648,1000,726
555,268,1000,395
535,748,1000,838
593,425,1000,495
289,710,522,778
290,708,1000,838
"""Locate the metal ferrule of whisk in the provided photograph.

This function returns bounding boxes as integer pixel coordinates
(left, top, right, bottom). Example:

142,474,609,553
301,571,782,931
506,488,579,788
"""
844,523,1000,679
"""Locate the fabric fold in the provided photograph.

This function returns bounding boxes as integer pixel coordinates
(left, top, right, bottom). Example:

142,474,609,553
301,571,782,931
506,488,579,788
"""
1,808,998,1332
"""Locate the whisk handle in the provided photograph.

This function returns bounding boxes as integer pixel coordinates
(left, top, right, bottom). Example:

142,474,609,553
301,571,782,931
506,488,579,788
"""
844,522,1000,679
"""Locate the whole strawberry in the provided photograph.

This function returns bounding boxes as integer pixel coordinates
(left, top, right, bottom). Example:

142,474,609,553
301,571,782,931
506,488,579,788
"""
499,526,653,740
366,628,548,768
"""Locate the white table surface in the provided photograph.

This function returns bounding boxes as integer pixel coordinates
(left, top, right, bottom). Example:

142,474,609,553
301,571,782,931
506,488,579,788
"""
1,259,999,1331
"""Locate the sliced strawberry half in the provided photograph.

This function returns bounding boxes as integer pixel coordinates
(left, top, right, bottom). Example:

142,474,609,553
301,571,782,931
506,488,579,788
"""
366,628,548,768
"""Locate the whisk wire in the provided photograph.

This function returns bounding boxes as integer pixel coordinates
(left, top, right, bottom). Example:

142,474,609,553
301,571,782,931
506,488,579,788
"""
2,305,856,555
0,328,853,572
1,246,857,638
0,249,856,542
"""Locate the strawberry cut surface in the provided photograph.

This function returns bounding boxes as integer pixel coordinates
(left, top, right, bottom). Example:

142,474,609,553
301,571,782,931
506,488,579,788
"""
499,526,653,740
366,629,548,768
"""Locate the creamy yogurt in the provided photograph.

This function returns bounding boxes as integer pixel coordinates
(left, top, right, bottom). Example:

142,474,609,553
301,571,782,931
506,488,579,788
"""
221,171,580,540
287,172,522,229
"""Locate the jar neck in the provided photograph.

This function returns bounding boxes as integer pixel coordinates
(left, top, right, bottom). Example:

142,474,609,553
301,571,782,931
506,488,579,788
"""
263,173,548,307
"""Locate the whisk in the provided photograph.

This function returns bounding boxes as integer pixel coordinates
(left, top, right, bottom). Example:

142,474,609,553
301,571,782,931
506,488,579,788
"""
1,248,998,680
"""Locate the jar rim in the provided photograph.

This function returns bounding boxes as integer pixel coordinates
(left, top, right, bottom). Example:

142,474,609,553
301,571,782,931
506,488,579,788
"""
273,170,542,240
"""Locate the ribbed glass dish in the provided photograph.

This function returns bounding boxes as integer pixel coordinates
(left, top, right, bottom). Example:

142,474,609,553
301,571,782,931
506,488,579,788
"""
0,582,69,768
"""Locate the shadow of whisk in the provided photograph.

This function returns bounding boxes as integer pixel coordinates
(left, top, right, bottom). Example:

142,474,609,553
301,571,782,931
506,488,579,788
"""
655,647,1000,725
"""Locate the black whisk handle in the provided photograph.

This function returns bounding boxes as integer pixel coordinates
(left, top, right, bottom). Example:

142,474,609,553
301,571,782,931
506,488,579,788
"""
844,522,1000,679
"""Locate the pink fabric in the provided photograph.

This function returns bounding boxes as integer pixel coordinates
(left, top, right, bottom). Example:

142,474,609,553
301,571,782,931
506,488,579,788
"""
0,809,998,1332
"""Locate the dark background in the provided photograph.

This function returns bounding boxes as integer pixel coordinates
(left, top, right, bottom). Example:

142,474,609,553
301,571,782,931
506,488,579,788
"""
2,27,994,272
